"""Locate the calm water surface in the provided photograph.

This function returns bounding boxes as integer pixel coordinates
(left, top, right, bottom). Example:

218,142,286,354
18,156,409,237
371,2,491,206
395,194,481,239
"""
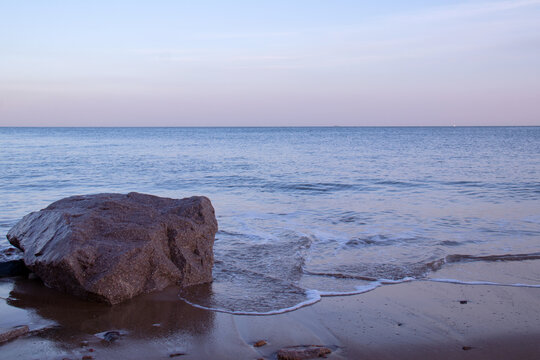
1,127,539,313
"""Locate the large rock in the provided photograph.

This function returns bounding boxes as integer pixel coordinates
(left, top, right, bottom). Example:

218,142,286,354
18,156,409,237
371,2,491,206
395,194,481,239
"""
7,192,218,305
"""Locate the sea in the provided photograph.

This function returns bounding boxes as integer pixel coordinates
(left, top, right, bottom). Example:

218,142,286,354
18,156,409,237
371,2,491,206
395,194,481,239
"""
1,127,539,314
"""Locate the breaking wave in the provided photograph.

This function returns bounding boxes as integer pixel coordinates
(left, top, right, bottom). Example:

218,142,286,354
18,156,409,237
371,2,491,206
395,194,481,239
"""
179,248,540,315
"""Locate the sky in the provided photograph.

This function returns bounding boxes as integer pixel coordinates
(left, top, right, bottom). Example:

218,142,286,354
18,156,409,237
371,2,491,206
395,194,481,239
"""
1,0,539,126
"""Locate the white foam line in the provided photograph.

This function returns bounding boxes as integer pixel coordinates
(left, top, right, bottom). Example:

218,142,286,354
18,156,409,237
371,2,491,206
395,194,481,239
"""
317,277,415,297
179,278,416,316
178,290,322,316
380,277,416,284
427,278,540,288
317,282,381,297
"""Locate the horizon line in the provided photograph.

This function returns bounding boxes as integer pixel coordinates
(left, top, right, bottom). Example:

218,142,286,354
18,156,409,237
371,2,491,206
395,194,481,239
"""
1,125,539,129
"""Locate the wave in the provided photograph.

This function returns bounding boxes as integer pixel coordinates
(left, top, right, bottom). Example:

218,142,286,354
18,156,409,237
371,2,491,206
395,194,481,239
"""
432,252,540,269
276,182,356,193
374,180,427,188
303,252,540,284
426,278,540,288
190,251,540,315
180,267,540,316
179,278,415,316
179,290,322,316
436,180,540,200
302,269,379,282
199,178,359,194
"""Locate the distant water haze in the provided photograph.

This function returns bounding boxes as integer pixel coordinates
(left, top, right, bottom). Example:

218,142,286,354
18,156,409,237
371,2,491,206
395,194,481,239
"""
1,127,539,313
1,0,540,126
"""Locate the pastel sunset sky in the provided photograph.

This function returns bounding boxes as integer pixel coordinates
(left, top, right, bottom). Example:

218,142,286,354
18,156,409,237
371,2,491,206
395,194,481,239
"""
1,0,539,126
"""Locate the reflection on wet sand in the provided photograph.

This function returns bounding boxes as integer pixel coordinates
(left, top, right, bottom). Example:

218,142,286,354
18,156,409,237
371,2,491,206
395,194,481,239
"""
6,277,214,344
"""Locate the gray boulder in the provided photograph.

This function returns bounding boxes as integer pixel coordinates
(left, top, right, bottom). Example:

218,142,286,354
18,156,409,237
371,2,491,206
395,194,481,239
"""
7,192,218,305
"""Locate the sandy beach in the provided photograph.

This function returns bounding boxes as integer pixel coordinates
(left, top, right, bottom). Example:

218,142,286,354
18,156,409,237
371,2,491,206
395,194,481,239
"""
2,0,540,356
1,259,539,360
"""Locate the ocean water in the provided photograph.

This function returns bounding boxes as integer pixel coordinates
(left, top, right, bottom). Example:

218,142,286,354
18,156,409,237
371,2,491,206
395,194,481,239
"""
1,127,539,314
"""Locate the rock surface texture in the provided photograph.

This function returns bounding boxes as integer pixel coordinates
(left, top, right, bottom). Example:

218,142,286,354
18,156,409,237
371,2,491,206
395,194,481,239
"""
7,192,218,304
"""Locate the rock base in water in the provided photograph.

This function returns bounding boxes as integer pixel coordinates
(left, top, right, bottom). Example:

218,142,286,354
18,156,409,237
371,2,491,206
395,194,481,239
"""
0,247,28,277
7,192,218,305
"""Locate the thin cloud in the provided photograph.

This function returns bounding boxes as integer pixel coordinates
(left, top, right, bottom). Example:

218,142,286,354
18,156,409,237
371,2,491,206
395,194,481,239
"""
199,31,297,39
389,0,540,22
138,50,298,64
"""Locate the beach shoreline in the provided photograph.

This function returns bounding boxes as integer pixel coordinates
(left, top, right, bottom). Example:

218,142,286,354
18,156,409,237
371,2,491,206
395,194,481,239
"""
1,260,539,360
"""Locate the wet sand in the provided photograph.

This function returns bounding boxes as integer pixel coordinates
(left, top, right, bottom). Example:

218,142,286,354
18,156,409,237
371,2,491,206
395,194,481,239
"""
1,261,539,360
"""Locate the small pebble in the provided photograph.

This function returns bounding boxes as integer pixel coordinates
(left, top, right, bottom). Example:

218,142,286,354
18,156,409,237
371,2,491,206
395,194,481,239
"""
277,345,332,360
254,340,267,347
459,300,468,304
103,331,121,342
169,353,185,358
